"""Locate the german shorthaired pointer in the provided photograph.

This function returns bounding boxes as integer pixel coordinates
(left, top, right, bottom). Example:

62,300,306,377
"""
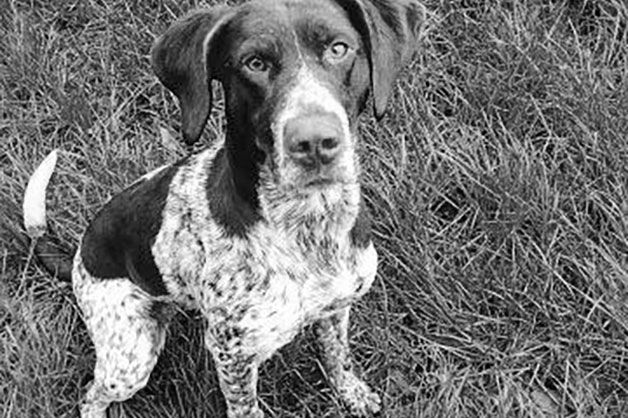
23,0,421,416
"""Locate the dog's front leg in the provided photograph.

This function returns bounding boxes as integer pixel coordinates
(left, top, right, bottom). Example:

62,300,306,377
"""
205,328,264,418
315,306,381,416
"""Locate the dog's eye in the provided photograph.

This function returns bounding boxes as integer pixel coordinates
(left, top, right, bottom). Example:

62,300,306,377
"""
326,41,350,61
244,56,269,73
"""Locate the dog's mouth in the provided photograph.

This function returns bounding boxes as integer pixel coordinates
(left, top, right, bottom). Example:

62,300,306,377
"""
291,155,357,192
304,176,336,188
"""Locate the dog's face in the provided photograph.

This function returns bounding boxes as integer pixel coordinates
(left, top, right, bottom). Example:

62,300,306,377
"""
217,0,369,192
152,0,421,210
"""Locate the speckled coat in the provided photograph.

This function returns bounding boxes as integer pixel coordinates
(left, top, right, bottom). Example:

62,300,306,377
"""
26,0,422,417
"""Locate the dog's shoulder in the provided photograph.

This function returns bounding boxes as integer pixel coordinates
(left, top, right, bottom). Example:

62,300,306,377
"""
80,157,188,296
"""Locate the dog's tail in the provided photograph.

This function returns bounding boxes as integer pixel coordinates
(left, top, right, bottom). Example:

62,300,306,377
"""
23,150,74,281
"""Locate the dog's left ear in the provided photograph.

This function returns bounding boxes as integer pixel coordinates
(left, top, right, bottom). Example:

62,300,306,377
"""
339,0,423,119
152,7,235,145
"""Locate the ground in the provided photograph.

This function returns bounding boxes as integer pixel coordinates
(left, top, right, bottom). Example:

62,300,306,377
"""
1,0,627,417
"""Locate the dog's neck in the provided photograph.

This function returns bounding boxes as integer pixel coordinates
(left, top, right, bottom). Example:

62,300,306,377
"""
256,164,361,241
223,129,263,209
215,124,361,242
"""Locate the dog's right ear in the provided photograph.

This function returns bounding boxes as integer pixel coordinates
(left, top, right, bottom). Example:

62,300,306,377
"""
152,7,235,145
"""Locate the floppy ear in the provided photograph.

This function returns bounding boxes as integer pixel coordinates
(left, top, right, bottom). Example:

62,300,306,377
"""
339,0,423,119
151,7,235,145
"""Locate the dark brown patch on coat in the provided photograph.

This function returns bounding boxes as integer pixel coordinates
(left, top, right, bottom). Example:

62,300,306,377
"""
206,148,263,237
334,0,422,118
80,161,185,296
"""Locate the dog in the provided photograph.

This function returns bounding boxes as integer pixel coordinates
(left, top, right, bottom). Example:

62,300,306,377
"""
23,0,421,416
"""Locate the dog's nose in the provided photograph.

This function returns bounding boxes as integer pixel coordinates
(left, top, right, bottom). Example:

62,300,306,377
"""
283,113,343,167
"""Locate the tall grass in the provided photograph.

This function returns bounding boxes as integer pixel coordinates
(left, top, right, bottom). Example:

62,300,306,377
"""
1,0,627,417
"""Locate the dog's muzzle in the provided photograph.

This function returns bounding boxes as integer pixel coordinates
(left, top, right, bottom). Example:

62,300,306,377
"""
283,112,343,169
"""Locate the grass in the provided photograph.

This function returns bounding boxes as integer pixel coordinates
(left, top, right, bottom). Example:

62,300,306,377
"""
1,0,627,416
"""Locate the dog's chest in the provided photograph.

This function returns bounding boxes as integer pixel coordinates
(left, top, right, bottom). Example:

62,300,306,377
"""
150,150,376,356
154,216,376,356
159,221,371,312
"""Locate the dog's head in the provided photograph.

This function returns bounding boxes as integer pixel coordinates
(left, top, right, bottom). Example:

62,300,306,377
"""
152,0,421,221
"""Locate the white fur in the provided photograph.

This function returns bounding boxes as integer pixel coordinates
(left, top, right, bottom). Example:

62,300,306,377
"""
151,143,374,362
72,253,167,418
23,149,58,239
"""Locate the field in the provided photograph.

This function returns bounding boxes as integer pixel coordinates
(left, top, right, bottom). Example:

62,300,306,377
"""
1,0,627,417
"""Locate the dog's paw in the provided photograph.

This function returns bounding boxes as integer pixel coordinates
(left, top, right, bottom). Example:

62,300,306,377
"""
337,375,382,417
